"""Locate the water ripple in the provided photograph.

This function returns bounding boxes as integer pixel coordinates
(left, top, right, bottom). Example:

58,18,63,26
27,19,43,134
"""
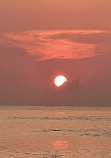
32,128,111,137
2,116,111,121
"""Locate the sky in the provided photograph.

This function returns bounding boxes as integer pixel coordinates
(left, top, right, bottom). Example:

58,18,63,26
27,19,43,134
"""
0,0,111,105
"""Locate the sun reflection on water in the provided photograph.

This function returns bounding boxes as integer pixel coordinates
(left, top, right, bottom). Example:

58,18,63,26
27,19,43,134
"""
52,140,68,150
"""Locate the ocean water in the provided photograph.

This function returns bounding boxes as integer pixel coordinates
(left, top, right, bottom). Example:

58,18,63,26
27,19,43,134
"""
0,105,111,158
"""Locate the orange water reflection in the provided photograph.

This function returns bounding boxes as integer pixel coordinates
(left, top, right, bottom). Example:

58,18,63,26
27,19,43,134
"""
52,140,68,150
55,111,66,116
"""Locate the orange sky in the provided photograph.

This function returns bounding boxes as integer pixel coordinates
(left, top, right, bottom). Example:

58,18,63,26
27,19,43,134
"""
0,0,111,105
0,0,111,32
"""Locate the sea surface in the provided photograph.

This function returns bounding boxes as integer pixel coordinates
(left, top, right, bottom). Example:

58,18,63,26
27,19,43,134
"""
0,105,111,158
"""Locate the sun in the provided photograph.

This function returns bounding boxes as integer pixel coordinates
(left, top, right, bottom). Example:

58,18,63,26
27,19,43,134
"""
54,75,67,87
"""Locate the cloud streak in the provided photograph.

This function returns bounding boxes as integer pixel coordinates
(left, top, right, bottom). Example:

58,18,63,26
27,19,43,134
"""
0,30,109,61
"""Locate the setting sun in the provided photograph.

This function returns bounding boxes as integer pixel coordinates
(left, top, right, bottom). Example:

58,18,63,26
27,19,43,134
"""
54,75,67,87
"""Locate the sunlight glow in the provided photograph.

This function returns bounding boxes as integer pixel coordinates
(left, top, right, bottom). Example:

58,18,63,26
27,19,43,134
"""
54,75,67,87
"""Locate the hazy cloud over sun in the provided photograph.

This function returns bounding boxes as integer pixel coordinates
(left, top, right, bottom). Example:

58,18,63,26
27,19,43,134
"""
1,30,109,61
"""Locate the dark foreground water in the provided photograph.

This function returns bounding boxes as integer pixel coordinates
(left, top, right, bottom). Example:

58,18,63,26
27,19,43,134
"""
0,105,111,158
